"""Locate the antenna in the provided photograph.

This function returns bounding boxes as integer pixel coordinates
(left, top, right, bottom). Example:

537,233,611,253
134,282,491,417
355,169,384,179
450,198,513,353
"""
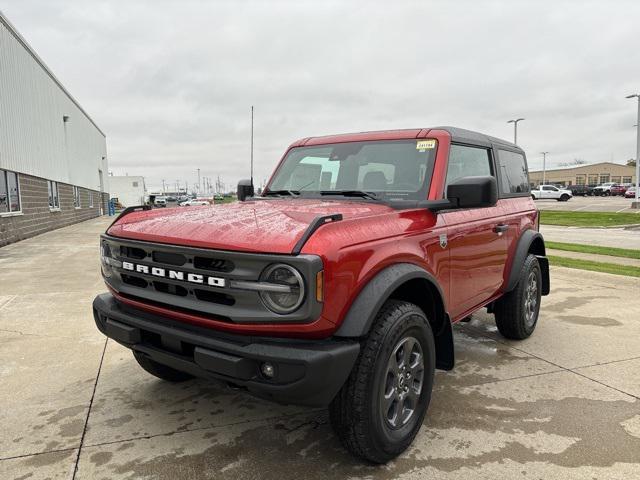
250,105,254,186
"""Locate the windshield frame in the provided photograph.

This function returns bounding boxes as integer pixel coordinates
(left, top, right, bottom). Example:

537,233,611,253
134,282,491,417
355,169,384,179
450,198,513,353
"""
264,139,438,204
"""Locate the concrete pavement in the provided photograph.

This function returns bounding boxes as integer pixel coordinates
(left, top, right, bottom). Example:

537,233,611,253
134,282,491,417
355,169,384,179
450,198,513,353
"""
1,217,639,480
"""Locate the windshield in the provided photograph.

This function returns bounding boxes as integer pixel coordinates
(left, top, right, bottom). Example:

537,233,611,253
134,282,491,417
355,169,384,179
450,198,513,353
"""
266,139,437,201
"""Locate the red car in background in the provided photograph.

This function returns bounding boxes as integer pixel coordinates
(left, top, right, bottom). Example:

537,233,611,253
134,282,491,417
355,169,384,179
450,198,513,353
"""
610,184,627,196
624,186,637,198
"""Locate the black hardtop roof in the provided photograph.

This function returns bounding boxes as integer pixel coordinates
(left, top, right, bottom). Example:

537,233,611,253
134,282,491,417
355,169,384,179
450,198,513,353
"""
433,126,520,150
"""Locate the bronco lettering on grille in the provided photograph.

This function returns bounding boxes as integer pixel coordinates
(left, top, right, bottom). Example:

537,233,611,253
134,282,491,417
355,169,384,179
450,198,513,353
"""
121,261,226,287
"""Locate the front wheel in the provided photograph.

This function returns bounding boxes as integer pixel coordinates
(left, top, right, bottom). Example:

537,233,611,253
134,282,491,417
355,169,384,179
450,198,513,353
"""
329,300,435,464
560,194,570,201
494,254,542,340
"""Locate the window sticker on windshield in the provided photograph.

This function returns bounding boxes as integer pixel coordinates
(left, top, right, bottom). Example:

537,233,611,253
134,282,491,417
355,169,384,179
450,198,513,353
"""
416,140,436,151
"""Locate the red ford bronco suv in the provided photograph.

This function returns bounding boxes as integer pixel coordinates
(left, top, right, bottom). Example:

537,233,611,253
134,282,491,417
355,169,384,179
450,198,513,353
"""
93,127,550,463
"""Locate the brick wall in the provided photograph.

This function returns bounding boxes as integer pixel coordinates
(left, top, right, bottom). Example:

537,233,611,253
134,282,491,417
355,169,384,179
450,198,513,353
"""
0,172,103,247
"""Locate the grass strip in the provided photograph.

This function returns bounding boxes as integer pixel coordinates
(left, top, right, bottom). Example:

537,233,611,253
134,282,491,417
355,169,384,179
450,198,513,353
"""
548,255,640,278
540,210,640,227
546,241,640,260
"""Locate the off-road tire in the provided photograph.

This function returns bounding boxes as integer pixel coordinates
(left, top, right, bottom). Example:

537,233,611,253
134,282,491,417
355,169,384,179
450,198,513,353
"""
494,254,542,340
133,351,194,382
329,300,435,464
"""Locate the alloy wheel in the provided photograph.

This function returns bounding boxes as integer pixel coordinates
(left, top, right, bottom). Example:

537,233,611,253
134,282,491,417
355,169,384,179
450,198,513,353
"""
382,336,424,429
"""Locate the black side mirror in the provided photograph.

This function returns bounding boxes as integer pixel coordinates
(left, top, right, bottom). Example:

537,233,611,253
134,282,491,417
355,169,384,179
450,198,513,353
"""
446,176,497,209
237,179,254,201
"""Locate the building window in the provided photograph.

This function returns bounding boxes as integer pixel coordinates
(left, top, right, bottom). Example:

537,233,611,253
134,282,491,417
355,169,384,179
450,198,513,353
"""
48,181,60,209
612,176,621,183
0,169,21,214
576,175,586,185
132,181,139,187
599,174,610,184
496,149,530,194
73,186,81,208
588,175,598,186
623,176,632,184
89,191,94,208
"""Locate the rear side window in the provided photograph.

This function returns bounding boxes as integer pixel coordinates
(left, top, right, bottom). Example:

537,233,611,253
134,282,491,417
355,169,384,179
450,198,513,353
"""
497,150,530,194
445,144,492,189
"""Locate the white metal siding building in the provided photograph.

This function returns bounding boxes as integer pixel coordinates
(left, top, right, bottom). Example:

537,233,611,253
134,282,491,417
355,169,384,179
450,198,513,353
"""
0,11,108,246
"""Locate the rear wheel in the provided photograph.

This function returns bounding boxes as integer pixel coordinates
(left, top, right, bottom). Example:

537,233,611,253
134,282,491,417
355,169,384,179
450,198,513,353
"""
494,254,542,340
133,351,194,382
329,300,435,464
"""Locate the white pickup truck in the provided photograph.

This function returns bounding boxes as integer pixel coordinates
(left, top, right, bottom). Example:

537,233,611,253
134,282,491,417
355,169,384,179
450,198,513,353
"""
531,185,573,201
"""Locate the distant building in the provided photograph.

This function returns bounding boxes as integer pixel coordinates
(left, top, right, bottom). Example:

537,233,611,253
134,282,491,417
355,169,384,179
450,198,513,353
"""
0,12,108,247
529,162,636,187
109,176,146,207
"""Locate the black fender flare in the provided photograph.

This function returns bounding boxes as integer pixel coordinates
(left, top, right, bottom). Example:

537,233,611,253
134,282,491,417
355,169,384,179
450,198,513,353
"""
506,229,550,295
334,263,454,370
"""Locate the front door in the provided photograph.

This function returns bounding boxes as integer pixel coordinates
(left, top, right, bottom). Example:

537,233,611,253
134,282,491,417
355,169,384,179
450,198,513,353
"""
440,144,508,320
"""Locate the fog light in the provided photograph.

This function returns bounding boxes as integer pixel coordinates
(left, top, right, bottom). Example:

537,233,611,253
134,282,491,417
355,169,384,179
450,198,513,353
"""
261,362,275,379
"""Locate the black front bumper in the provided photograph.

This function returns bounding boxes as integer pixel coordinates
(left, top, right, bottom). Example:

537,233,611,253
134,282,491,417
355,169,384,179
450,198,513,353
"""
92,293,359,407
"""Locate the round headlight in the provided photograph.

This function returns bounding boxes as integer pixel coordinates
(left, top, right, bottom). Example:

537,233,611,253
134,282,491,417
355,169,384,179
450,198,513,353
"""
259,264,305,314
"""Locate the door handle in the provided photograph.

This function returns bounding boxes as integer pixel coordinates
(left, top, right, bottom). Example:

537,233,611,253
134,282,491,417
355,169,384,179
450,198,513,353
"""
493,224,509,234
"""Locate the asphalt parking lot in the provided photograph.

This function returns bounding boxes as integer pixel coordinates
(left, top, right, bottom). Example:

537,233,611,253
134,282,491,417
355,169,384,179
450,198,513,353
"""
1,217,639,480
534,194,640,213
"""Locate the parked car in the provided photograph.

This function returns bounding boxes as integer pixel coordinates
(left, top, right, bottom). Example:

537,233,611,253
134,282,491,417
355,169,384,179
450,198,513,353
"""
179,198,211,207
592,182,616,196
153,196,167,207
568,185,594,196
624,186,637,198
609,184,628,196
95,127,549,463
531,184,573,201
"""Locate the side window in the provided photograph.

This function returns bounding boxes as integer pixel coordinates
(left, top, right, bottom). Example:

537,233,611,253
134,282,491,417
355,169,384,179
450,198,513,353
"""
0,169,21,213
445,145,492,192
0,171,7,213
48,181,60,209
73,186,81,208
497,150,530,195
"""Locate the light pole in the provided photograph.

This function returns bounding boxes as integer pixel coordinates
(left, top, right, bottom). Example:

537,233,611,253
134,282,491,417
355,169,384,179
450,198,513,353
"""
507,118,525,145
197,168,201,193
541,152,549,185
627,94,640,208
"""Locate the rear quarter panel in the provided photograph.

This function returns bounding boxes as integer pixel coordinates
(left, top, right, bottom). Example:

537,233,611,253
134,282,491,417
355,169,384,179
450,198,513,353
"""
500,196,538,290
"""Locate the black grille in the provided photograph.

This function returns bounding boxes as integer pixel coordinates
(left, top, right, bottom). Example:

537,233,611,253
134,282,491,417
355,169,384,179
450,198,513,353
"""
152,251,186,266
194,289,235,306
120,246,147,260
194,256,234,272
121,274,148,288
153,281,188,297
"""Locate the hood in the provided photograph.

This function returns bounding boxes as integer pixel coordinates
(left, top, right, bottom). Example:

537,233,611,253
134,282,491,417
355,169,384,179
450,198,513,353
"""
107,199,394,254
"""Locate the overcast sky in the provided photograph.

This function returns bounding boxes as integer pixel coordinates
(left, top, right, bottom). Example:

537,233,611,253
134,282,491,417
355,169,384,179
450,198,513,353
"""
3,0,640,191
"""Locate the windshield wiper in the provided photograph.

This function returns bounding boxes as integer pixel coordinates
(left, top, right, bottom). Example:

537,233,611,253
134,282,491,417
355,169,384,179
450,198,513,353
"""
263,189,300,197
319,190,378,200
